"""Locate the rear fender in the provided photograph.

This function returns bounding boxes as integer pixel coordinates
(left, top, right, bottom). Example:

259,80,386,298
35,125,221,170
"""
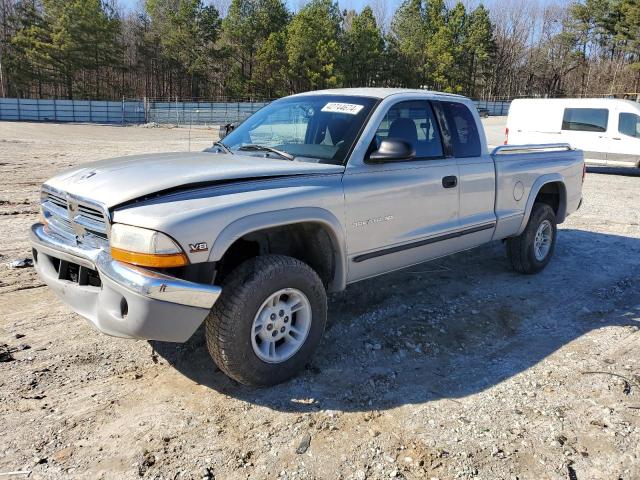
517,174,567,235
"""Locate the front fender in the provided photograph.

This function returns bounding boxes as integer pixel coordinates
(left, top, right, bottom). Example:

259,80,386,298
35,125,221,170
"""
516,173,567,235
208,207,347,292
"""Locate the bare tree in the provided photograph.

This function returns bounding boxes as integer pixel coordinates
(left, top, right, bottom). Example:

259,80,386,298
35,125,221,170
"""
370,0,389,32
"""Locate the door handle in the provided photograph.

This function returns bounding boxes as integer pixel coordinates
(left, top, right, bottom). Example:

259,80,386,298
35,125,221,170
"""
442,176,458,188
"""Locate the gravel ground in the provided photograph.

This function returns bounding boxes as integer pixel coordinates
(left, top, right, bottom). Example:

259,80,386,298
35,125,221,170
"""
480,116,506,147
1,121,639,480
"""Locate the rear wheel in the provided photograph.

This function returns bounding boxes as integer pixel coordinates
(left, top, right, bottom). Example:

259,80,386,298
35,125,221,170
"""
205,255,327,386
506,202,557,274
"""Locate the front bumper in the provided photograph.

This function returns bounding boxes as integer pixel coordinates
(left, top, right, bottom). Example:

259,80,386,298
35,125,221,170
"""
29,223,221,342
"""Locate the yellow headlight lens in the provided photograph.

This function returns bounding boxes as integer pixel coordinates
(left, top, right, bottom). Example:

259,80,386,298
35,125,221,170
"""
110,224,188,268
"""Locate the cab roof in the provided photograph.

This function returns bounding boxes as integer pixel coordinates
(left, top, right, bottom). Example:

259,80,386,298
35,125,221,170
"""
292,88,466,100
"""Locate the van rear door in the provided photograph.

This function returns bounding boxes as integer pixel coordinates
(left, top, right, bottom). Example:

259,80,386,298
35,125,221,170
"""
560,107,610,165
506,100,563,145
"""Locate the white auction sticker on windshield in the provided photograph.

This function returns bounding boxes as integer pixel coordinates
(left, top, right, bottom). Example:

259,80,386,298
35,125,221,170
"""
321,102,364,115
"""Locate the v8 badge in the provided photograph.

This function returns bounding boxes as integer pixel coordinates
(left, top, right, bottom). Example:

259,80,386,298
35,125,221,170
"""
189,242,208,253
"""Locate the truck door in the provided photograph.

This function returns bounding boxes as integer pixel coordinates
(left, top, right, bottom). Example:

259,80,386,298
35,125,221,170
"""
343,100,460,282
434,100,496,250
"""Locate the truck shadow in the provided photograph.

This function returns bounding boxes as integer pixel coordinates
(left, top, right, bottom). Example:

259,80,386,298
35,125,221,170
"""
587,166,640,177
151,228,640,413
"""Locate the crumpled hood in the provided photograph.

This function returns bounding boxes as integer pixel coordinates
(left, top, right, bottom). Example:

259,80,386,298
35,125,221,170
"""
44,151,344,209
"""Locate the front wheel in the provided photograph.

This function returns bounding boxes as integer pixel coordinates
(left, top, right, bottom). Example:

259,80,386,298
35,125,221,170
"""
506,202,557,274
205,255,327,386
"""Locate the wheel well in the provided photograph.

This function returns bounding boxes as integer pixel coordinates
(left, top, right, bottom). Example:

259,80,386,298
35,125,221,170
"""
215,223,336,288
534,182,564,217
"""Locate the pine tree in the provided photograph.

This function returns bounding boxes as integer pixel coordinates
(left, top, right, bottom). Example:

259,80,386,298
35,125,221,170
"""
146,0,221,98
253,30,289,97
342,6,384,87
285,0,342,91
389,0,427,87
10,0,121,99
617,0,640,91
6,0,49,97
224,0,289,96
465,5,494,97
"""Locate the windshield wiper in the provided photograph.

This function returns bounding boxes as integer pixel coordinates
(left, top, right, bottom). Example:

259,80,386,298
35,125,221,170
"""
238,144,295,161
213,141,232,154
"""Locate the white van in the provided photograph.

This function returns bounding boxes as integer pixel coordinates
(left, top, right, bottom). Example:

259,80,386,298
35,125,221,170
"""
506,98,640,167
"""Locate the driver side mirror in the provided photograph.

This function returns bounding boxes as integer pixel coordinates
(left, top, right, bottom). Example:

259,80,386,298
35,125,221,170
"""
218,123,235,139
367,139,415,163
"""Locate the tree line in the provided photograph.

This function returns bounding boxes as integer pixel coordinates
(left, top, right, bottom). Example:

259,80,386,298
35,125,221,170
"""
0,0,638,101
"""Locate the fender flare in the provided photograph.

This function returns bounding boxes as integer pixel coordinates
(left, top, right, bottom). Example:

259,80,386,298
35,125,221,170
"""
516,174,568,235
208,207,348,292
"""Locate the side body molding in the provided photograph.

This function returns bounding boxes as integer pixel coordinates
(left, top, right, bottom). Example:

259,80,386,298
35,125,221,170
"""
517,173,567,235
208,207,348,292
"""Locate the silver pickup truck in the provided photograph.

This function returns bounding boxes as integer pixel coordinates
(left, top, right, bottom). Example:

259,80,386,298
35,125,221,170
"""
30,88,584,386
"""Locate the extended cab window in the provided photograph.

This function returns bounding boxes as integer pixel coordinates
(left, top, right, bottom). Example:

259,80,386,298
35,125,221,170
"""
374,101,443,159
562,108,608,132
619,112,640,138
440,101,481,158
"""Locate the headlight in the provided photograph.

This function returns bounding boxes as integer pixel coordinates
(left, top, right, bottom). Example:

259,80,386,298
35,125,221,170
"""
110,224,188,268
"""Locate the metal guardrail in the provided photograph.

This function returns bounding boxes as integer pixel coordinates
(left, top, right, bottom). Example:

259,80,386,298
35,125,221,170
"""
146,100,269,126
0,97,510,125
473,100,511,116
0,97,269,125
0,98,145,123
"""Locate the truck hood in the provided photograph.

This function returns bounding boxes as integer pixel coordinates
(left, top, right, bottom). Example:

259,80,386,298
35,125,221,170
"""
44,151,345,209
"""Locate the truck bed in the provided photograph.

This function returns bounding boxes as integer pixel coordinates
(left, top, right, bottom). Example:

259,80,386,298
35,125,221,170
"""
490,144,584,240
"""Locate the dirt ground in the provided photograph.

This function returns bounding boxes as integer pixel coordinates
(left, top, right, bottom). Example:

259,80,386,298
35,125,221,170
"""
1,121,639,480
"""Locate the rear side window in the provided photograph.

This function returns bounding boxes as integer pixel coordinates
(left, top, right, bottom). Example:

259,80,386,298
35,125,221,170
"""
619,112,640,138
562,108,608,132
440,102,481,158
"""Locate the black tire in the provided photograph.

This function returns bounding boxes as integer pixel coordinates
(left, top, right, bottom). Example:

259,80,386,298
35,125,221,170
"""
205,255,327,386
506,202,557,274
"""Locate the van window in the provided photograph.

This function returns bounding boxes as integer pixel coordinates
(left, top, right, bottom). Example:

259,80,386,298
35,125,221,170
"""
440,102,481,158
562,108,608,132
619,112,640,138
374,101,443,159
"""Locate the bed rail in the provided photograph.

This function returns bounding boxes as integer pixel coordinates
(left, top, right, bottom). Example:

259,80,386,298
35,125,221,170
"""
492,143,573,155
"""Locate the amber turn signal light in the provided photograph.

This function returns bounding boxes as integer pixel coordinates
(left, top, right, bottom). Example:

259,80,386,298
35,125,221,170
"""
111,247,188,268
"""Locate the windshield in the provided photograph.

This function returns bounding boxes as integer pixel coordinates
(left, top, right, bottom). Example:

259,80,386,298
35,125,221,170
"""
216,95,378,165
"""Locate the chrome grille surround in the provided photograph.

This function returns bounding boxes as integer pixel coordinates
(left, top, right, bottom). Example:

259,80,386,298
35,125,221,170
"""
40,186,110,249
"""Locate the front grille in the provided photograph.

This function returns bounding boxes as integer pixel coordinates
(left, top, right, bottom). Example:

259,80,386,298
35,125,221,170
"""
41,189,109,247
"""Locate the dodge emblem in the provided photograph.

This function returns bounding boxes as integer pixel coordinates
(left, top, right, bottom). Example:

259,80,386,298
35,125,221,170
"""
67,198,86,239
